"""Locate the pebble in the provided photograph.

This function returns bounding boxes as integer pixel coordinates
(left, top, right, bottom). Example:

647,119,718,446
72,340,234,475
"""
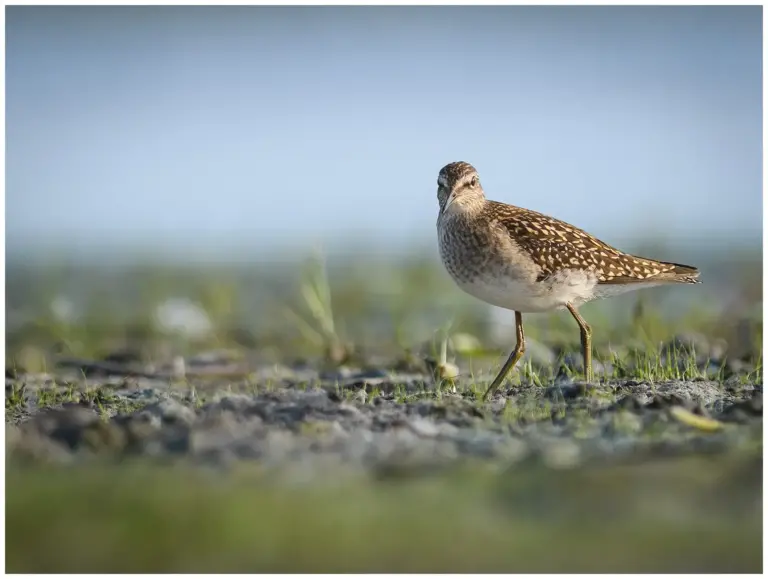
407,418,441,438
145,399,197,425
212,393,256,412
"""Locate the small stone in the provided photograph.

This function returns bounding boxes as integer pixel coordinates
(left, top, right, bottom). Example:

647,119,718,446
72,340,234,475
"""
407,418,440,438
214,394,256,413
338,402,363,417
121,413,162,450
144,399,197,426
162,425,192,454
38,404,100,431
615,395,645,412
719,393,762,423
31,405,100,450
546,382,588,401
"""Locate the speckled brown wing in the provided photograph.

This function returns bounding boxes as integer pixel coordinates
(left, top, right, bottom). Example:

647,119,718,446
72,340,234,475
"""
485,201,699,284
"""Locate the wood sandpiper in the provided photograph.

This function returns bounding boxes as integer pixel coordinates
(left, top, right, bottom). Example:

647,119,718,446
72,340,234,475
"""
436,161,701,401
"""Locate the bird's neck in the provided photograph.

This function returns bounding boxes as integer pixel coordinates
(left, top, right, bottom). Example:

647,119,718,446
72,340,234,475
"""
445,194,486,218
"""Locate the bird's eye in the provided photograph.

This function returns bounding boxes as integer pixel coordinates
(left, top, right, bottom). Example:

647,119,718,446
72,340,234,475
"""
470,176,478,187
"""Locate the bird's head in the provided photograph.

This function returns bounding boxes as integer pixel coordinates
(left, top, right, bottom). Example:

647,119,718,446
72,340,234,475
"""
437,161,486,214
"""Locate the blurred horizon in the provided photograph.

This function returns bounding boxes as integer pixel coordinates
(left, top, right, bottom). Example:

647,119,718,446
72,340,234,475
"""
6,5,762,262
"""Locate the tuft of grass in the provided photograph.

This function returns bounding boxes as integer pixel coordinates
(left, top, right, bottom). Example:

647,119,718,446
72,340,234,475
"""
608,344,712,383
6,382,27,412
742,351,763,385
393,383,408,404
36,386,66,408
282,250,351,365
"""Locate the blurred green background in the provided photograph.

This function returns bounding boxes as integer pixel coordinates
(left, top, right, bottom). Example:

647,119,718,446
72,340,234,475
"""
5,454,762,573
6,240,762,375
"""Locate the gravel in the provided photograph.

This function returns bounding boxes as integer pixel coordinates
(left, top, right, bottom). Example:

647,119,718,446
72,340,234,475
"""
6,358,762,474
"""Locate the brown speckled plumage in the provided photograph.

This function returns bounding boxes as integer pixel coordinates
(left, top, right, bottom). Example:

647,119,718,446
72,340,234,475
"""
435,160,700,398
486,201,700,285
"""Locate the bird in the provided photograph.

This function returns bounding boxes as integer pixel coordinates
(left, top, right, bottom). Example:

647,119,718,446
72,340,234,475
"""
435,161,700,401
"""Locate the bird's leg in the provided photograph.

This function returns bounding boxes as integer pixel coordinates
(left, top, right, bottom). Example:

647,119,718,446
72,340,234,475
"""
566,303,593,383
482,311,525,401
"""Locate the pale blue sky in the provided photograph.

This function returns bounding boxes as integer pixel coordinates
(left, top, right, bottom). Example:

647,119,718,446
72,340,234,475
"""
6,6,762,259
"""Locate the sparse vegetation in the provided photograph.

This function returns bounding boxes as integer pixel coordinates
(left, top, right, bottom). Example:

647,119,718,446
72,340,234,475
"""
5,247,762,573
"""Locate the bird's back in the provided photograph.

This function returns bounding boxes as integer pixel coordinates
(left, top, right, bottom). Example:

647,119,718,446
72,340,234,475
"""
481,200,700,286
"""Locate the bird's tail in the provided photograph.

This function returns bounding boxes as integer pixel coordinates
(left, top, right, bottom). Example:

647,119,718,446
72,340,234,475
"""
654,261,701,284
